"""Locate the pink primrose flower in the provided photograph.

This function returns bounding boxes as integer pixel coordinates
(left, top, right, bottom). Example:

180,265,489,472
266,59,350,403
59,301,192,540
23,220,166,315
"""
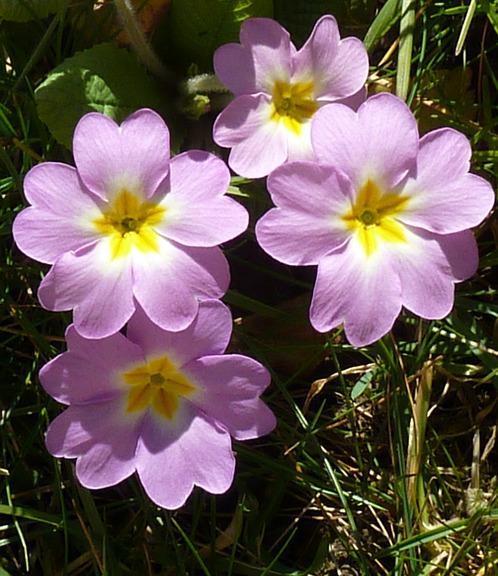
255,93,495,347
212,15,369,178
40,300,276,509
13,109,248,339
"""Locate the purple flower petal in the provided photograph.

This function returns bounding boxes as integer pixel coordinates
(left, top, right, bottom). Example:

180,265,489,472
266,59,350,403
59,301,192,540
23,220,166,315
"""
213,94,273,147
157,151,249,246
132,240,229,332
392,227,478,319
73,109,170,201
126,300,233,365
38,242,135,339
45,400,136,458
398,129,495,233
228,120,288,179
214,43,257,95
256,162,353,264
310,239,402,346
40,326,144,405
185,355,276,440
136,407,235,509
215,18,292,95
213,92,291,177
293,15,368,101
312,93,419,189
41,299,275,509
13,163,101,264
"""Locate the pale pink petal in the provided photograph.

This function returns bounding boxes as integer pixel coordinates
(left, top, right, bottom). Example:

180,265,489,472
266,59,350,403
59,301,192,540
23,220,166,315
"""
266,161,354,212
73,109,170,200
315,37,368,100
162,151,230,202
213,93,273,146
293,16,368,100
214,43,257,95
310,239,402,346
239,17,292,92
312,93,419,189
156,151,248,246
136,406,235,509
38,242,135,339
229,121,287,178
416,128,472,185
391,227,478,319
438,229,479,281
285,120,315,162
13,163,101,264
45,400,135,460
213,93,288,177
159,196,248,247
185,355,276,440
46,400,140,490
75,431,138,490
13,207,99,265
39,326,144,405
293,14,340,81
397,129,495,234
126,300,233,365
132,239,229,332
256,163,353,265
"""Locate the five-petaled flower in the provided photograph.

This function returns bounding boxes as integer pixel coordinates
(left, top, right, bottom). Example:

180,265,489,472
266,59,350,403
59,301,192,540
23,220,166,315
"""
13,109,249,338
40,300,276,509
256,93,495,346
212,15,369,178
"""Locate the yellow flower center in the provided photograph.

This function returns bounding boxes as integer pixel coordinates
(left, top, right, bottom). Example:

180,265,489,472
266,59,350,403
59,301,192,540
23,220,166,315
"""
122,356,196,420
271,80,318,134
93,190,166,260
342,180,410,256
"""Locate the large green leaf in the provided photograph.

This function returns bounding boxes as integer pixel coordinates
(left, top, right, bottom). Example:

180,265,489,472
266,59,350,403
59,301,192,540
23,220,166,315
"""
35,43,164,148
0,0,66,22
165,0,273,68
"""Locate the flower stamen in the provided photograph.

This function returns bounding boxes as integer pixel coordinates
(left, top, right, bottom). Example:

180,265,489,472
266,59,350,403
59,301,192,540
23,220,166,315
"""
342,180,410,256
93,190,166,259
271,80,318,134
123,356,196,420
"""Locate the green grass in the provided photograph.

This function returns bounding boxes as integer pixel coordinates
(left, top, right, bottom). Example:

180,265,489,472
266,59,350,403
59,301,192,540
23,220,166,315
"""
1,0,497,574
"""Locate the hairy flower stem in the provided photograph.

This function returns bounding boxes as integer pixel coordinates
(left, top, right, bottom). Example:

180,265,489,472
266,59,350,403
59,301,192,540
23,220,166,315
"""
114,0,169,80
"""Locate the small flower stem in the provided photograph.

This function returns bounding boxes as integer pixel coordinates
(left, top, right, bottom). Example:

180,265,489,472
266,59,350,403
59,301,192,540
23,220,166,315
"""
184,73,228,95
114,0,169,80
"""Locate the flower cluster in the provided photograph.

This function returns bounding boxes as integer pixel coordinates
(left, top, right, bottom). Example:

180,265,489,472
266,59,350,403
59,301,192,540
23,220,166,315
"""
12,13,494,509
212,15,493,347
14,109,275,509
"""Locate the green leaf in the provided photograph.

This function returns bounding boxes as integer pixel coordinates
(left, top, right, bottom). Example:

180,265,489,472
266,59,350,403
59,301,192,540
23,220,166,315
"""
165,0,273,68
363,0,401,52
351,370,374,400
35,43,164,148
0,0,66,22
483,0,498,36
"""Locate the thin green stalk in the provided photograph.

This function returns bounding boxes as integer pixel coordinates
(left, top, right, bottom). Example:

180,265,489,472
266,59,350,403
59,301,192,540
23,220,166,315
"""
455,0,477,56
396,0,416,100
